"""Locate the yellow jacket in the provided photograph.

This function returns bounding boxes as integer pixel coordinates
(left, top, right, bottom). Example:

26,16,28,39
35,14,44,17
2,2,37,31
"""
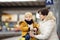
19,21,39,37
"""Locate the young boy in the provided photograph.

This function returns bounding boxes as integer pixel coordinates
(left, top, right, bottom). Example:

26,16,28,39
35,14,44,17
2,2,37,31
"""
19,12,39,40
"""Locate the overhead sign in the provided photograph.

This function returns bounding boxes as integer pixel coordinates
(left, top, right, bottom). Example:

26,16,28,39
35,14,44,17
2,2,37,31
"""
46,0,53,5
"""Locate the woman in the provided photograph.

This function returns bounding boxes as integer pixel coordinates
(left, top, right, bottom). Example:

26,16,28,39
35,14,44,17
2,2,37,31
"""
29,8,59,40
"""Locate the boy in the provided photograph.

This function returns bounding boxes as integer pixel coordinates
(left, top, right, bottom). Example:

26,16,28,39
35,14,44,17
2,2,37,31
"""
19,12,39,40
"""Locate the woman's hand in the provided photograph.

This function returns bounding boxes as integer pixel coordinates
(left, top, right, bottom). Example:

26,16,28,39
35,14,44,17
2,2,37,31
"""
29,31,35,37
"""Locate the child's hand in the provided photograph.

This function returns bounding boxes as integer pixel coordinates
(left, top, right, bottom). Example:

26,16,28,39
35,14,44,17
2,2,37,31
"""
33,28,37,32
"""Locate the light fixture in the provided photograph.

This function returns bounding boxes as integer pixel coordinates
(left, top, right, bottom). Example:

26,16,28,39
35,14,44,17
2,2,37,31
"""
0,0,37,2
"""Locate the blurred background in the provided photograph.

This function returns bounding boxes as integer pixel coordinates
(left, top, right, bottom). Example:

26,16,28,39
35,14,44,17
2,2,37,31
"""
0,0,60,40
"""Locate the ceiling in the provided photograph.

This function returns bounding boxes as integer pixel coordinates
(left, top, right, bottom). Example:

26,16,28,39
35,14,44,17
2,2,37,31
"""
0,1,45,8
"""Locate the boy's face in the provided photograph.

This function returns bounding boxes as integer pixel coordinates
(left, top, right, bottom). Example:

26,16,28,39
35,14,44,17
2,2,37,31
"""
25,15,32,21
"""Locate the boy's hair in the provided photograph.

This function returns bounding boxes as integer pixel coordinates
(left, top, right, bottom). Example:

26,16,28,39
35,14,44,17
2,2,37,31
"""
25,12,33,17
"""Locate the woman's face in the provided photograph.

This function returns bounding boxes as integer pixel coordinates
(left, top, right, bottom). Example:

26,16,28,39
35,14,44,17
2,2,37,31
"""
39,13,46,20
25,15,32,21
